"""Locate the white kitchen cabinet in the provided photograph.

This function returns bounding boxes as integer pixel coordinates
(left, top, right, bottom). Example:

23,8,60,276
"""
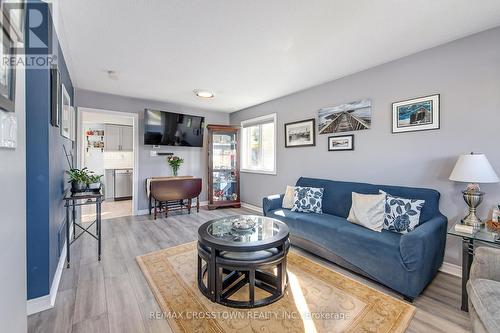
105,124,133,151
105,125,121,151
121,126,133,151
104,169,115,199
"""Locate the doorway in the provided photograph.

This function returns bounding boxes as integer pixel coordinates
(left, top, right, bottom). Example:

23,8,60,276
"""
77,107,139,221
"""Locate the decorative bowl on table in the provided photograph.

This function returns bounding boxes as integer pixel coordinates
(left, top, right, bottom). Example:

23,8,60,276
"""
231,217,256,232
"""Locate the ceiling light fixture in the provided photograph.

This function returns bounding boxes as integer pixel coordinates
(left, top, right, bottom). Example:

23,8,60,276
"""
194,90,214,99
106,70,119,80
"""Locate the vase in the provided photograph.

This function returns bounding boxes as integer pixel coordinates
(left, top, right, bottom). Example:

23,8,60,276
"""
172,167,179,177
71,181,87,193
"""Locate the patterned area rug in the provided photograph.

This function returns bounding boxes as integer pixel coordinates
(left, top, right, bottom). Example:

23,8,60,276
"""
137,242,415,333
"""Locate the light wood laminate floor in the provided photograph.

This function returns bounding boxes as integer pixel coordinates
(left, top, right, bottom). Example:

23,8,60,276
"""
28,207,470,333
81,199,132,223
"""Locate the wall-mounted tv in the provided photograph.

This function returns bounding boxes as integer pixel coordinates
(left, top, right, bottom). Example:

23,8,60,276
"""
144,109,205,147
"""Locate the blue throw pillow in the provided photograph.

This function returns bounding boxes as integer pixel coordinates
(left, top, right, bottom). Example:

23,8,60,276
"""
291,186,324,214
380,190,425,234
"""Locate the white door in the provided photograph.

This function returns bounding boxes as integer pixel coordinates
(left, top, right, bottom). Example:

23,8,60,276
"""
120,126,133,151
105,124,121,151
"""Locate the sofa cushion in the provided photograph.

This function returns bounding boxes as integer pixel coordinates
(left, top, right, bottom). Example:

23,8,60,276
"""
467,278,500,333
291,186,324,214
381,190,425,234
282,185,296,209
266,209,346,244
347,192,385,232
295,177,440,223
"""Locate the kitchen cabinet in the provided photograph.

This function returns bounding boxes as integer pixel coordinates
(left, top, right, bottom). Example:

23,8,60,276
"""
105,125,121,151
121,126,133,151
105,125,133,151
104,169,115,199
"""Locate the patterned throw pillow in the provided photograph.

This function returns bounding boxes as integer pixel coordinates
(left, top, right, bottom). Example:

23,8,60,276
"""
380,190,425,234
291,186,324,214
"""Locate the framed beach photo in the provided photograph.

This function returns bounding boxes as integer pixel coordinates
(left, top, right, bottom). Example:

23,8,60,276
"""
284,118,315,148
328,134,354,151
392,94,440,133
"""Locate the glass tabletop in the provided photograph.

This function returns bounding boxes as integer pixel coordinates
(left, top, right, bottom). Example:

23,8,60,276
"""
207,215,281,244
448,221,500,244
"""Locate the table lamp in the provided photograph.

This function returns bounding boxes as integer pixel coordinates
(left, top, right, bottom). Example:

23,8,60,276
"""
449,153,499,228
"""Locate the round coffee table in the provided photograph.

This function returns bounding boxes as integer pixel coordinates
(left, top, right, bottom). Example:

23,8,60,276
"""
197,215,289,308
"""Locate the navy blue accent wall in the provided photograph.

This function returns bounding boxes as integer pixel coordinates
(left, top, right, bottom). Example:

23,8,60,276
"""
26,1,74,299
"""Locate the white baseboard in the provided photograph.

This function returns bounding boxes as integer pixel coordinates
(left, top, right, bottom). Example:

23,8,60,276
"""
241,202,262,213
439,262,462,277
26,294,52,316
27,224,71,315
136,209,149,215
136,201,209,216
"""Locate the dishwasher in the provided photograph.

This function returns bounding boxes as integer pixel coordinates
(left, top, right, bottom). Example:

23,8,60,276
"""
114,169,133,200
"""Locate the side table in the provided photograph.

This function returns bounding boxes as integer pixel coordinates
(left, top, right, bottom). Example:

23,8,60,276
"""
447,221,499,312
64,192,103,268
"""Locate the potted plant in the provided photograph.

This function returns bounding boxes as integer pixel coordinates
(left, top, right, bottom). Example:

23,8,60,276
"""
87,173,103,191
67,167,89,193
167,155,184,177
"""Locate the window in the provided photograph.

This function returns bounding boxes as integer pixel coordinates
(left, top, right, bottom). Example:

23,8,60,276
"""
241,113,276,174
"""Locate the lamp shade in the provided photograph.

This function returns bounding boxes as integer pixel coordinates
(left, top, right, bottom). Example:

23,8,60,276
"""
449,153,499,183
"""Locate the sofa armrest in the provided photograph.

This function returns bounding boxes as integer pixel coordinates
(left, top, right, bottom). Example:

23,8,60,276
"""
470,247,500,282
262,194,284,216
399,215,447,271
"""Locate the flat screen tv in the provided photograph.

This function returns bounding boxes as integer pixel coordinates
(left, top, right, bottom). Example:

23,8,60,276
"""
144,109,205,147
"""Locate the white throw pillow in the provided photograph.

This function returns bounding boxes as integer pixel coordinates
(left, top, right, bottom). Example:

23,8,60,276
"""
347,192,385,232
282,185,296,209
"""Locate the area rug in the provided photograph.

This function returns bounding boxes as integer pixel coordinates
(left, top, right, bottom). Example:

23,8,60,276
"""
137,242,415,333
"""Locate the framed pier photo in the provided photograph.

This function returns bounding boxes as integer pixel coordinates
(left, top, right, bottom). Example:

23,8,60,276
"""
318,99,372,134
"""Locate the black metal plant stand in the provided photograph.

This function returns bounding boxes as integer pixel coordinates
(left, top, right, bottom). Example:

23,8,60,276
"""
64,192,103,268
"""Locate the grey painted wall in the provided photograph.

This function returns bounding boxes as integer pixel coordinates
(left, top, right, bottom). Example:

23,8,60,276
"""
74,89,229,210
230,27,500,266
0,65,27,330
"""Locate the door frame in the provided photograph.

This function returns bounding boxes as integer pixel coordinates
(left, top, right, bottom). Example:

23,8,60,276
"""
76,107,140,216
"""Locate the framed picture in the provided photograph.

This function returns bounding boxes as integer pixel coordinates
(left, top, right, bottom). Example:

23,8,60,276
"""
60,84,71,139
392,94,440,133
284,118,315,148
318,99,371,134
328,134,354,151
0,26,16,113
69,106,76,141
50,68,60,127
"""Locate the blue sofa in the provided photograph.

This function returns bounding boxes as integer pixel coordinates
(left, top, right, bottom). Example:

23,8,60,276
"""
262,177,447,300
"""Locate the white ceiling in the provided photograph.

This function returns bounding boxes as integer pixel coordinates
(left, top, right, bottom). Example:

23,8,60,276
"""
56,0,500,113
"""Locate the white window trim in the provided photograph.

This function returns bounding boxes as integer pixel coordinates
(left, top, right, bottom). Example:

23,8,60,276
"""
240,113,277,175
